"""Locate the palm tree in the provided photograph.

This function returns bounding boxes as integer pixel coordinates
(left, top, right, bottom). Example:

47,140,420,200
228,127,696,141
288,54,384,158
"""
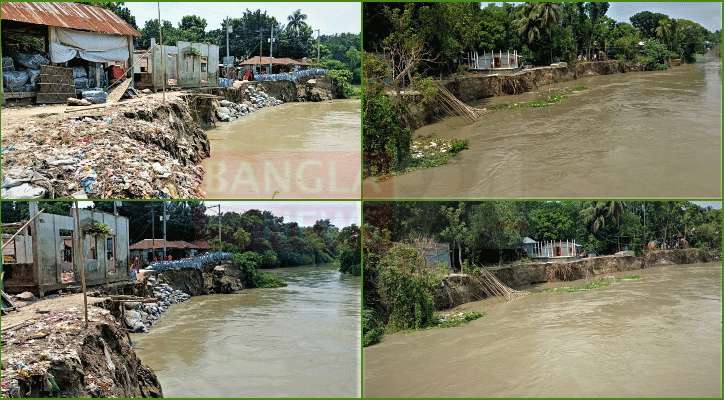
286,9,308,34
582,201,626,252
514,2,561,64
656,18,676,52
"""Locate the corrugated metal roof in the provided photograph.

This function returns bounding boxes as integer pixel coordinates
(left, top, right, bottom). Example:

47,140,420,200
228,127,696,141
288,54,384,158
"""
1,2,140,37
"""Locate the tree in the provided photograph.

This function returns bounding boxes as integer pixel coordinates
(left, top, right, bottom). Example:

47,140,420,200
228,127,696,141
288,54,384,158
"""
514,2,561,64
440,203,468,272
286,9,308,34
630,11,669,39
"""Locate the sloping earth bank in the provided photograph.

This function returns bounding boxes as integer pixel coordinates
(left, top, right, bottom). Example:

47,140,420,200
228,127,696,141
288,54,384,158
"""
1,98,209,199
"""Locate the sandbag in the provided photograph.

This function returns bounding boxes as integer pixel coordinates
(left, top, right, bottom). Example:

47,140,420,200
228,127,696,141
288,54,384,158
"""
82,89,107,104
73,66,87,78
2,56,14,72
3,70,29,91
74,77,89,89
13,53,49,69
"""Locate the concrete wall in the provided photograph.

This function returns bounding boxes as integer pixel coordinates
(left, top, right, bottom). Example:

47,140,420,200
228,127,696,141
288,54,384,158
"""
149,40,219,89
4,203,130,295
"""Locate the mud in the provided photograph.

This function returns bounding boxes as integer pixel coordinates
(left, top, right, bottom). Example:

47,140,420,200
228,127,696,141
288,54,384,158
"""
155,259,246,296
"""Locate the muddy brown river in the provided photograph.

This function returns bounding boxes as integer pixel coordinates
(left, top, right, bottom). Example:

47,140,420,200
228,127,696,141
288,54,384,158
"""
364,262,721,397
200,99,360,199
365,56,721,198
133,264,360,397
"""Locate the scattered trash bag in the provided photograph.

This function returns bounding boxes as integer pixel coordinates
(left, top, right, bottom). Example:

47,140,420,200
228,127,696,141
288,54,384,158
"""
82,89,107,104
2,56,14,72
3,70,29,91
0,183,47,199
24,83,38,92
14,53,49,69
73,66,87,78
74,77,89,89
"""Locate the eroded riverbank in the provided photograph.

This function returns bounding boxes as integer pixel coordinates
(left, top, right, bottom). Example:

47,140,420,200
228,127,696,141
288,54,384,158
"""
364,261,722,397
365,57,721,198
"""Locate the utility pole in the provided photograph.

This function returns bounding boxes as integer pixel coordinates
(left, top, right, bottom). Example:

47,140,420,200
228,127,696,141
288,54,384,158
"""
163,201,167,260
158,2,165,102
151,204,155,261
316,29,321,63
268,26,275,73
225,16,230,78
218,204,222,252
74,202,88,329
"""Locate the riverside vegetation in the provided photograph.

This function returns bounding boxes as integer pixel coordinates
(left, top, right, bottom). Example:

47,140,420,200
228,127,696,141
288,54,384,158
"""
362,2,720,178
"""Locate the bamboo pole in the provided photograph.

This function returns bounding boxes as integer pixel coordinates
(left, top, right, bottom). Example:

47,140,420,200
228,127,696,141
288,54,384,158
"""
74,202,88,329
1,209,45,251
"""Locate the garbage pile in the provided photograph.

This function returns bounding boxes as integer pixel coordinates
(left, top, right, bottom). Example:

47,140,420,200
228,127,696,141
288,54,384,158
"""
1,53,49,92
0,305,162,398
1,100,210,199
1,307,111,397
123,278,191,333
215,86,283,122
146,252,235,272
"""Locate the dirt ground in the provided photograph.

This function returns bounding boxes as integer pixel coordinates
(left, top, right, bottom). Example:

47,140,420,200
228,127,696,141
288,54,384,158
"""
1,293,108,331
0,91,182,133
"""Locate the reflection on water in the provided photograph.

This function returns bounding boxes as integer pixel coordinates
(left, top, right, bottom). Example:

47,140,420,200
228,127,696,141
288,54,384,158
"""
365,57,721,198
134,264,360,398
364,262,722,398
201,99,361,199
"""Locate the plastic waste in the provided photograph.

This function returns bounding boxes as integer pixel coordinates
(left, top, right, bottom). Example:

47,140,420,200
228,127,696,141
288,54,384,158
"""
14,53,49,69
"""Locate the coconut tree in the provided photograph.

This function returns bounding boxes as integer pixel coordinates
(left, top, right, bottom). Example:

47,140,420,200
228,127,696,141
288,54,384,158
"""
286,9,308,34
656,18,676,52
514,2,561,64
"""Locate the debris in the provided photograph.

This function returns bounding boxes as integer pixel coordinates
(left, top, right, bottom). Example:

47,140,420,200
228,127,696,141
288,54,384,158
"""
14,292,36,302
81,89,107,104
67,98,92,106
1,99,210,199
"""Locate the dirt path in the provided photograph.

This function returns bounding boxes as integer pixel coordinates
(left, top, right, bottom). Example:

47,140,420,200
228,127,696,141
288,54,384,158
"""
1,293,108,331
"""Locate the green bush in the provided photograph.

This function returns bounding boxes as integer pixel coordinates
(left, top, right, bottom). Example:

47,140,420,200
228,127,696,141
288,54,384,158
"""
328,69,360,99
379,247,436,331
234,252,287,288
642,41,674,70
363,309,384,347
339,248,361,276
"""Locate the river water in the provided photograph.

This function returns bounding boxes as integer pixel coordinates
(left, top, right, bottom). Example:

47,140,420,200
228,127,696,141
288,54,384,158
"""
365,56,721,198
364,262,721,398
200,99,361,199
133,264,361,398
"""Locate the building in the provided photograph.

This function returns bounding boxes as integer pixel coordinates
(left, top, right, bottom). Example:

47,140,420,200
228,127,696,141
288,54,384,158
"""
410,242,452,269
1,2,140,103
129,239,208,262
132,38,219,91
238,56,311,75
1,202,130,296
525,239,581,263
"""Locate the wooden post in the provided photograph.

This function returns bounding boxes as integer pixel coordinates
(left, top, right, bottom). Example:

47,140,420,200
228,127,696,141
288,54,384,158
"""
74,202,88,329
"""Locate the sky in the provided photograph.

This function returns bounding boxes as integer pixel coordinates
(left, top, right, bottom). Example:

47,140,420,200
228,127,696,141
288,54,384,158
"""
203,201,361,228
125,2,361,35
481,2,721,32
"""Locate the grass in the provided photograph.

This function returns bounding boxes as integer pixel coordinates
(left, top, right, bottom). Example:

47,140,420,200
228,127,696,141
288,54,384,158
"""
378,138,470,180
537,274,642,294
490,86,587,111
433,310,485,328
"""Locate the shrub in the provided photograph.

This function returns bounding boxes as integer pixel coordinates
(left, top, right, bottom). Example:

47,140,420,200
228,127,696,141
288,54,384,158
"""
234,251,287,288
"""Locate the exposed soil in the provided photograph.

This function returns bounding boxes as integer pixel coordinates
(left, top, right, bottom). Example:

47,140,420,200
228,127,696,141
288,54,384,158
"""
1,304,162,398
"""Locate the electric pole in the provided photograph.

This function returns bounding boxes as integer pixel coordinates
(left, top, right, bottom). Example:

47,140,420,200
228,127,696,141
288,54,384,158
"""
151,203,155,261
316,29,321,63
268,26,275,73
225,16,231,78
163,201,167,259
158,2,165,102
218,204,222,252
